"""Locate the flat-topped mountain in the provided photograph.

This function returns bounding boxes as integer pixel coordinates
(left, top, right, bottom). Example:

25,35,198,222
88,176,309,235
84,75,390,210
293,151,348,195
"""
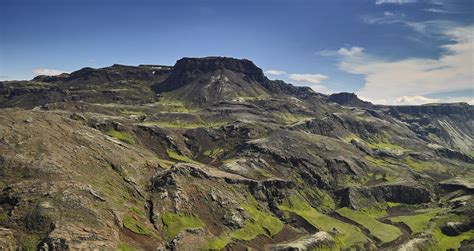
0,57,473,250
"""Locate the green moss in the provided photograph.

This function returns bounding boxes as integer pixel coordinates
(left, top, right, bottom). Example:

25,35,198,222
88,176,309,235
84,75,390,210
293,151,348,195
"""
203,235,232,250
201,196,284,249
242,201,284,236
274,112,312,124
365,156,389,166
166,149,198,164
342,134,362,143
336,207,401,244
154,96,198,113
203,148,225,158
107,130,136,145
161,212,205,239
123,214,154,236
142,120,227,129
434,229,474,250
389,208,444,234
278,195,368,248
130,207,145,218
387,202,402,207
155,158,176,169
118,243,137,251
0,210,8,225
367,141,407,152
232,220,266,240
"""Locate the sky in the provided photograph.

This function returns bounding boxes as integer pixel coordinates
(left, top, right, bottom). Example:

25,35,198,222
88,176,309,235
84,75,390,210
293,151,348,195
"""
0,0,473,105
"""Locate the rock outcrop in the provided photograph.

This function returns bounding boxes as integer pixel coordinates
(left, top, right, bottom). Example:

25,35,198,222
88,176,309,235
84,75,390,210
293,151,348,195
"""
336,184,432,209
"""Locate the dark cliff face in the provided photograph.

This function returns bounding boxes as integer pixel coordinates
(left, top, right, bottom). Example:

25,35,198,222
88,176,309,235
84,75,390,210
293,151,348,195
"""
153,57,266,93
327,92,373,108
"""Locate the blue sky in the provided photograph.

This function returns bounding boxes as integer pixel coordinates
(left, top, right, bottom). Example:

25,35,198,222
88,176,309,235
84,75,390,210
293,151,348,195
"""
1,0,472,104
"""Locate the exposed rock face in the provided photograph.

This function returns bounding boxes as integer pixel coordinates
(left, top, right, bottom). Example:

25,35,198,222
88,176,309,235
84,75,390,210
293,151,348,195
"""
328,92,374,108
397,233,438,251
269,231,336,251
154,57,266,92
336,184,432,209
441,221,473,236
0,228,16,249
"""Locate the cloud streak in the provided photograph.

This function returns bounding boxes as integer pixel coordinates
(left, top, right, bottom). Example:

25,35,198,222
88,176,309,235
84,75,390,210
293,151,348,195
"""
375,0,417,5
32,68,68,76
265,70,287,76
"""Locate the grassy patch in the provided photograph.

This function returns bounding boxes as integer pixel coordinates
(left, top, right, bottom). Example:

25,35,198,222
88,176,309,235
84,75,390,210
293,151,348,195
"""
389,208,443,234
337,207,401,244
434,229,474,250
166,149,198,164
118,243,137,251
278,195,368,248
142,120,227,129
203,235,232,250
342,134,363,143
203,148,225,158
161,212,205,239
242,198,284,236
274,112,311,124
107,130,136,145
154,96,198,113
156,158,176,168
123,214,154,236
365,156,389,166
202,196,283,249
390,208,474,249
130,207,146,218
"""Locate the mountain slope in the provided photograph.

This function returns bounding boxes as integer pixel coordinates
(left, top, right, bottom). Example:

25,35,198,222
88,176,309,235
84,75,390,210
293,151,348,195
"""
0,57,473,250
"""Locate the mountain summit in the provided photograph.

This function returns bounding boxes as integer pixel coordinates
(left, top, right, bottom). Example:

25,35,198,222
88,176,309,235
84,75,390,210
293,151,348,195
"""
153,57,313,106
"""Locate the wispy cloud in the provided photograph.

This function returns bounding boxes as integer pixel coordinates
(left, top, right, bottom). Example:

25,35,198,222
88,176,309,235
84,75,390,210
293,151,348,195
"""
288,73,328,85
337,47,364,57
336,25,474,105
265,70,287,76
32,68,69,76
424,8,446,13
375,0,417,5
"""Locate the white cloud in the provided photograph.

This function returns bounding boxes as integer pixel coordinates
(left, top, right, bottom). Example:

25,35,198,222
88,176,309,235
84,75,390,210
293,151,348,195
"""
424,8,445,13
316,49,338,57
375,0,416,5
337,25,474,105
265,70,287,76
32,68,68,76
289,73,328,85
337,47,364,57
395,95,438,105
